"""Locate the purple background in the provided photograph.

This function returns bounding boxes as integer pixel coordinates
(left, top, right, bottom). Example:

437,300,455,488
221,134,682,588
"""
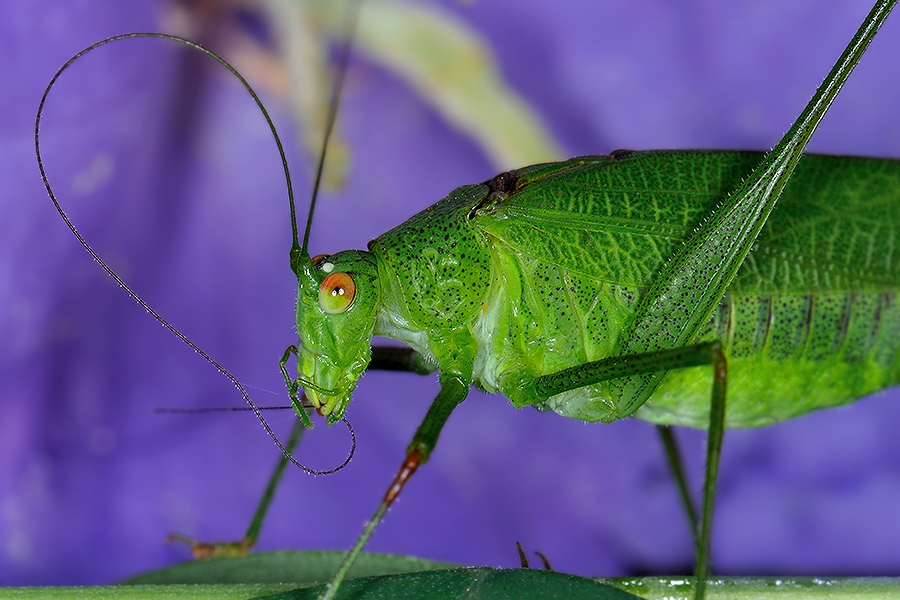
3,0,900,587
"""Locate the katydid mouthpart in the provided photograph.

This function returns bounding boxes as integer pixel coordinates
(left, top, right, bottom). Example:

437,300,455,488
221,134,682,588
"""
15,0,900,593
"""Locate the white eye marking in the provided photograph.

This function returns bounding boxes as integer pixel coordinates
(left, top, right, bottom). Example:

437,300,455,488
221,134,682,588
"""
322,262,334,273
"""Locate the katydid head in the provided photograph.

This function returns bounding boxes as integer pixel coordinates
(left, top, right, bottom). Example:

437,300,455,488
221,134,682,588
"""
294,249,381,422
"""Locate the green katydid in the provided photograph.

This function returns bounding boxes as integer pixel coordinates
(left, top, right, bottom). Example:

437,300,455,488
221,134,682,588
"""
28,0,900,596
287,1,900,598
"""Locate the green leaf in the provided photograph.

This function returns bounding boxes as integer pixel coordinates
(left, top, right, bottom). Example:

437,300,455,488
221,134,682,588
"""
4,585,293,599
121,551,458,585
255,567,639,600
7,573,900,599
610,576,900,600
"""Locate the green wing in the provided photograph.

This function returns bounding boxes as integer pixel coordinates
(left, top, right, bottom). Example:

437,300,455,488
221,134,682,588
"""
733,153,900,293
473,151,900,294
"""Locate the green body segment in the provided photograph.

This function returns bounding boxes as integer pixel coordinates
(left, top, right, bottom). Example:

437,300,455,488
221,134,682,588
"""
367,151,900,428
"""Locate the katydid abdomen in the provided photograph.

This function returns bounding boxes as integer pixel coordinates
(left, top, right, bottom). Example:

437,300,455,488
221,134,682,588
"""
367,151,900,428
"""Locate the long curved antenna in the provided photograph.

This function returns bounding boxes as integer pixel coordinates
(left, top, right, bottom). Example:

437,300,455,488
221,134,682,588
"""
295,0,362,266
35,32,353,476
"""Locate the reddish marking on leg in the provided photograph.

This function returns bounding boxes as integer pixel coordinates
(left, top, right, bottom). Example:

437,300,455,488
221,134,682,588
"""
384,448,423,505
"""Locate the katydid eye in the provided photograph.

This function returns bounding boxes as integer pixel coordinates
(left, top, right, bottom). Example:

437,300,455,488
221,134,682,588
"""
319,272,356,314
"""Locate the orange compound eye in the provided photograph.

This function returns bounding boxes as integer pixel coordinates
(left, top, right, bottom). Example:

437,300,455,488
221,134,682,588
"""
318,272,356,314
